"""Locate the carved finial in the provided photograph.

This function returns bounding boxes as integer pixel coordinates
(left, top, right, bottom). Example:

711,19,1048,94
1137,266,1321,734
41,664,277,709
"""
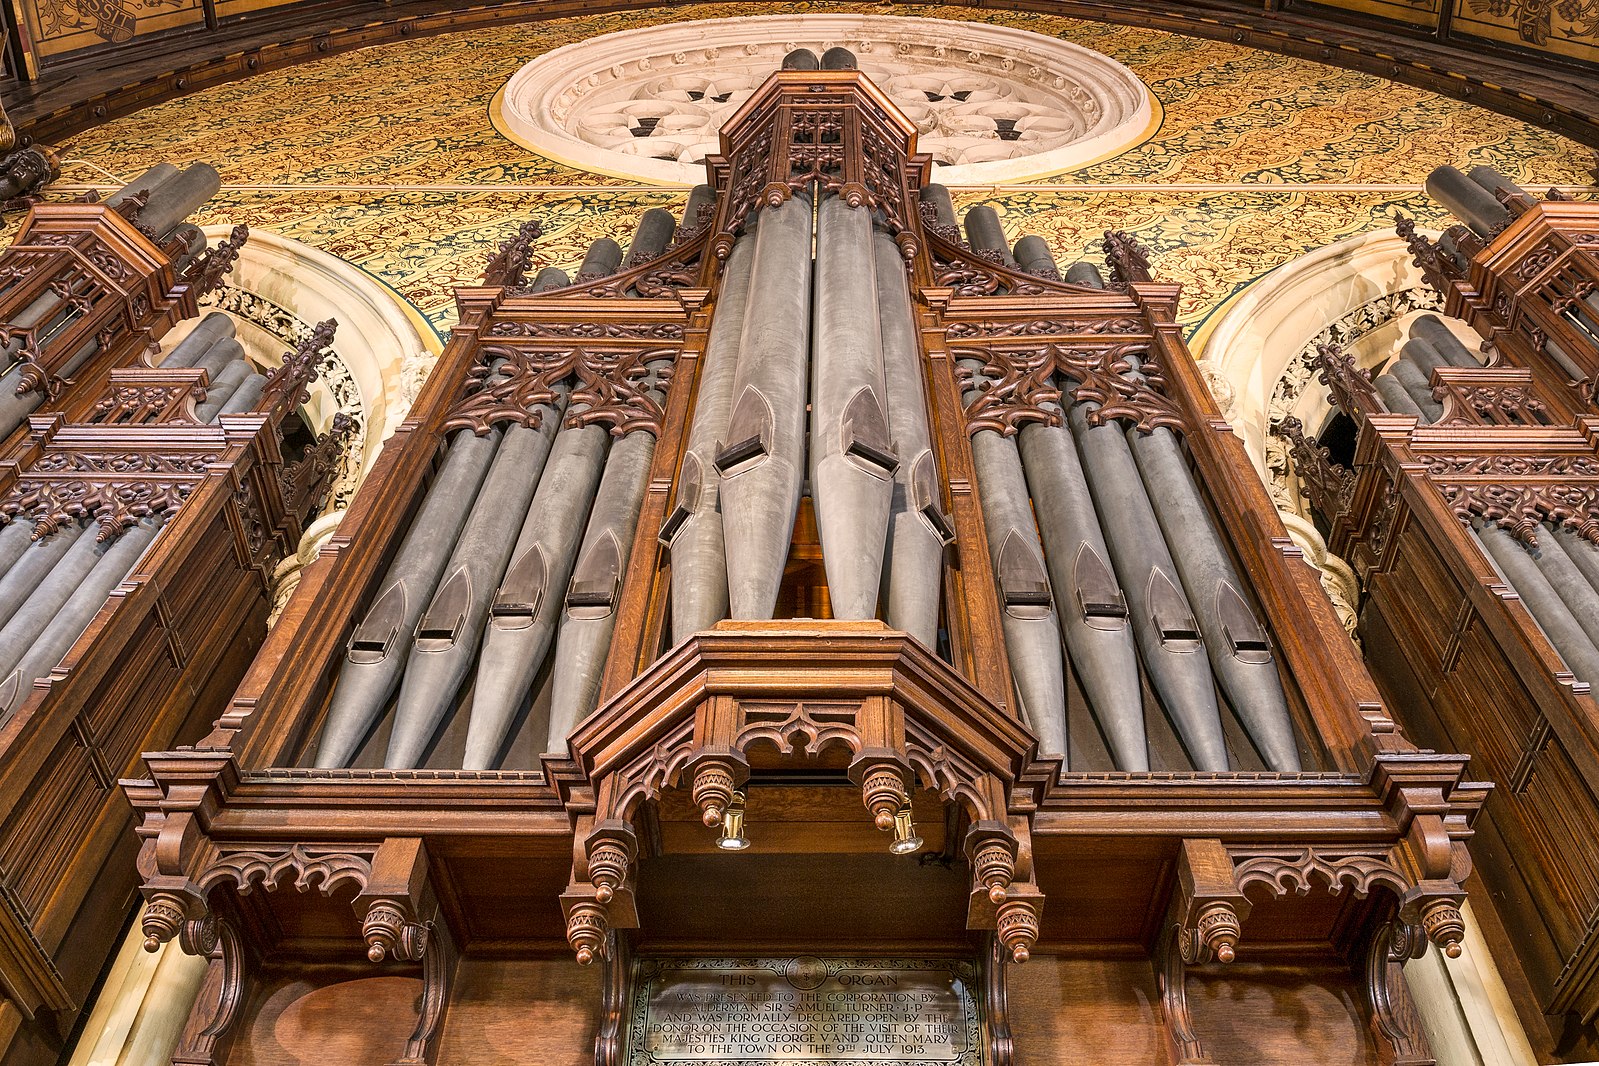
973,840,1017,905
262,318,339,421
860,765,909,831
586,838,633,906
1419,898,1465,959
996,898,1039,963
1194,901,1241,964
181,223,249,300
1393,212,1459,297
567,901,610,965
362,901,408,962
1314,342,1380,419
1101,230,1152,287
484,219,544,288
692,760,739,828
1278,415,1355,519
141,893,188,952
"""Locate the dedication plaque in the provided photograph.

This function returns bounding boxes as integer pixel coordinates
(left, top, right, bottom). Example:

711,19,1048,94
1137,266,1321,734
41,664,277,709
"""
626,956,983,1065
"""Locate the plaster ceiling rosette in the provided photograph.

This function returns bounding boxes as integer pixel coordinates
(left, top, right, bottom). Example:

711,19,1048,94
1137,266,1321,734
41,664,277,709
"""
492,14,1158,185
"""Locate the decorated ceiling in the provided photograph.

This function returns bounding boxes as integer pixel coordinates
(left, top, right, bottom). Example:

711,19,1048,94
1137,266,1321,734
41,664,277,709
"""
47,2,1594,342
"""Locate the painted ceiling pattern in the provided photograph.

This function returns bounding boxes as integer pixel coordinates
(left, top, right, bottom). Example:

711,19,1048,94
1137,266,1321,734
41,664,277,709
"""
47,1,1595,339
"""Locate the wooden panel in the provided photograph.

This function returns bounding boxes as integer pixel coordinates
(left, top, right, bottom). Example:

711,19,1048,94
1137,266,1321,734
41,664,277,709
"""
635,854,972,950
1302,0,1439,28
21,0,204,60
229,971,423,1066
435,958,601,1065
1187,962,1376,1065
1520,737,1599,949
1009,957,1165,1066
0,736,103,919
1437,619,1538,781
1452,0,1599,66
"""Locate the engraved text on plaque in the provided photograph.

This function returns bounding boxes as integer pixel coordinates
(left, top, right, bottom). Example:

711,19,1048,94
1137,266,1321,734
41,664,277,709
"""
627,956,982,1065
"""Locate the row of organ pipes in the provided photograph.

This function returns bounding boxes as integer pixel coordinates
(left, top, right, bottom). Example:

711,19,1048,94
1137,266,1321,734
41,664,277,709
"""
316,84,1303,774
1318,161,1599,690
0,162,244,720
0,161,222,440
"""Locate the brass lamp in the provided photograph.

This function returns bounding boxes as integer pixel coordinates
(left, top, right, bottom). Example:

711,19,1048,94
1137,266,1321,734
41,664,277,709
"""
888,803,923,855
716,790,751,851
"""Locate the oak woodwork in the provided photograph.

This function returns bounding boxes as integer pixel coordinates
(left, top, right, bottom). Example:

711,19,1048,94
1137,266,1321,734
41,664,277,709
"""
0,203,338,1066
113,66,1481,1066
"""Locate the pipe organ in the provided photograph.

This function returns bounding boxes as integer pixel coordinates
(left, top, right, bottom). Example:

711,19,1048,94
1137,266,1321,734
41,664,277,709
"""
0,166,351,1065
97,55,1495,1066
1275,165,1599,1055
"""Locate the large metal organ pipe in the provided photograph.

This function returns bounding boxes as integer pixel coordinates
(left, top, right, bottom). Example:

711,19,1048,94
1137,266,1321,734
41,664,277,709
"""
315,207,694,768
304,178,1311,773
1128,424,1300,771
461,401,605,768
545,365,667,749
963,361,1071,759
1017,398,1146,770
809,194,897,619
313,427,503,767
384,392,567,768
666,225,755,644
716,191,814,620
0,517,163,716
873,227,944,647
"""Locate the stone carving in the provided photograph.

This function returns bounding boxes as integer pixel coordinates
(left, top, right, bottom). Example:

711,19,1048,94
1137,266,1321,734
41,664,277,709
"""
499,15,1153,186
200,283,367,509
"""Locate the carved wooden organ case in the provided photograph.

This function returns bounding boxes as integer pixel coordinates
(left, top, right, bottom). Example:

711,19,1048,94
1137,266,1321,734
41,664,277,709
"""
124,67,1484,1066
1293,196,1599,1047
0,196,347,1066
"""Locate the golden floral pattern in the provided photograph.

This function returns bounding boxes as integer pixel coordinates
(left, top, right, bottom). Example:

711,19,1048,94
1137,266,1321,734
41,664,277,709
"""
44,2,1594,339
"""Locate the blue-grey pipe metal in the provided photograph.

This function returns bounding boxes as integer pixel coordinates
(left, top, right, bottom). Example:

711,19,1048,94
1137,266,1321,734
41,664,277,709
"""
383,394,567,769
0,524,105,682
873,227,943,648
1070,402,1230,770
313,426,504,768
1128,425,1300,770
0,522,84,631
104,163,181,209
217,374,267,417
1425,165,1513,241
0,517,160,718
1474,521,1599,686
159,312,235,369
1386,360,1442,422
1374,374,1425,418
667,233,756,643
545,405,660,753
1408,315,1482,368
137,163,221,241
962,361,1068,758
1529,527,1599,655
0,521,33,579
461,417,610,769
718,191,813,619
810,193,895,619
195,359,252,423
1017,401,1145,769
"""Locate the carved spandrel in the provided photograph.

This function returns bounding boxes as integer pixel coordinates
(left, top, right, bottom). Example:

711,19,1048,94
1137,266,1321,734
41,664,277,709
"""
955,342,1185,437
446,344,673,438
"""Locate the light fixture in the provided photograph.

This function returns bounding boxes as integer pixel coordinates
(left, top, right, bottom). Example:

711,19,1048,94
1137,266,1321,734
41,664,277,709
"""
888,803,923,856
716,790,750,851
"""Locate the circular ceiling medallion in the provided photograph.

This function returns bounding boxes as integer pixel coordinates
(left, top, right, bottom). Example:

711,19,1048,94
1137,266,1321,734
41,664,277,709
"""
493,14,1158,185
